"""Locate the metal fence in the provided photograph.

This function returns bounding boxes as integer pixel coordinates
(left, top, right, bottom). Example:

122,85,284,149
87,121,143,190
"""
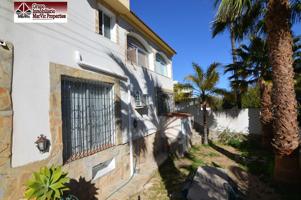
61,76,115,163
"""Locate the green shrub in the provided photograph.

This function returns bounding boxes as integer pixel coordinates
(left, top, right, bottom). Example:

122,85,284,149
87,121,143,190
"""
217,129,247,149
241,86,261,108
25,165,70,200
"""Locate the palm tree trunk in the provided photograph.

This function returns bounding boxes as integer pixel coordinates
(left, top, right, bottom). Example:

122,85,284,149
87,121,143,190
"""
203,104,208,145
230,24,241,109
230,24,237,64
266,0,301,183
259,80,273,149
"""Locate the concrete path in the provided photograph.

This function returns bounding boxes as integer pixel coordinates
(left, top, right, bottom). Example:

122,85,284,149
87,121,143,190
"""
106,154,167,200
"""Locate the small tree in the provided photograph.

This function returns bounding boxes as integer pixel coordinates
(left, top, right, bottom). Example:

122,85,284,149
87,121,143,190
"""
185,63,225,145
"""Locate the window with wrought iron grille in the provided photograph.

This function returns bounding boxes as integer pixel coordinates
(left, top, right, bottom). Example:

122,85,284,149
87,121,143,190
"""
156,89,174,116
61,76,115,163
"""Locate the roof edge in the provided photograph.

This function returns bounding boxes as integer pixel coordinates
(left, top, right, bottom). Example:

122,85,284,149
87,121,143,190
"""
100,0,176,57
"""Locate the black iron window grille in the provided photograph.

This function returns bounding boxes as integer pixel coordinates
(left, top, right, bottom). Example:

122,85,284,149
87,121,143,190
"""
61,76,115,163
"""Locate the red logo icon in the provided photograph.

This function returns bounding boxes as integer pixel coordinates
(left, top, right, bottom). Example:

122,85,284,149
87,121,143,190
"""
15,2,32,18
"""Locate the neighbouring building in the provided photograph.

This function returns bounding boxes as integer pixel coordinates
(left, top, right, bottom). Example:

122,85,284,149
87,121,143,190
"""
0,0,195,199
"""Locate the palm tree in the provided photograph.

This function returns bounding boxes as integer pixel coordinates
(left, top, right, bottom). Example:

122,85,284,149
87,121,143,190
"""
266,1,301,183
223,61,250,108
236,36,273,149
212,14,241,107
215,0,301,183
212,0,262,108
185,63,225,145
238,35,301,148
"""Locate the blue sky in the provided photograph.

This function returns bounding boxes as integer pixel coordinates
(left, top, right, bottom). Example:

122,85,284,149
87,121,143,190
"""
131,0,301,89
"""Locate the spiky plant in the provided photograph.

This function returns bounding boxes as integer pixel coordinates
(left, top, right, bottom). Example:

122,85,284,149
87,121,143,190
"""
25,166,70,200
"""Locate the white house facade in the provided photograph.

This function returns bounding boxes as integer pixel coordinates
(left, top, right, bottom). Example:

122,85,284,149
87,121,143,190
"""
0,0,185,199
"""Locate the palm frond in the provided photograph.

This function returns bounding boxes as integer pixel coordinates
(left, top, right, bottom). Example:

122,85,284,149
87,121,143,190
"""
207,62,221,75
232,0,265,40
215,0,251,22
211,88,229,96
185,75,200,86
192,63,204,83
291,0,301,24
186,62,224,108
203,71,220,91
212,19,229,38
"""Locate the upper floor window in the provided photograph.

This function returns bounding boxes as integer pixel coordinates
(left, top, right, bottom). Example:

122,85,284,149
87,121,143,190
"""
99,10,112,39
127,36,149,68
155,53,168,77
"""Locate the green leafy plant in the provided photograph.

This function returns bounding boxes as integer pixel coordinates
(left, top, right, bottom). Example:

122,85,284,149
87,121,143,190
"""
25,165,70,200
217,129,247,149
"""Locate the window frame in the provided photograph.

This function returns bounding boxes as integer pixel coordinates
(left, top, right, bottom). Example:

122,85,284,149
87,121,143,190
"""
61,76,116,164
134,90,143,107
97,5,116,42
156,89,174,116
103,12,111,39
155,53,169,77
127,35,149,68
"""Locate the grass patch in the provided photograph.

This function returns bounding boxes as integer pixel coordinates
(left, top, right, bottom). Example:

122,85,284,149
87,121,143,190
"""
185,150,205,171
206,152,219,157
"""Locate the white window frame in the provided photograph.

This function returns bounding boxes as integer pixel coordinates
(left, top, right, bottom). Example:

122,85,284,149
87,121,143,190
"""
97,5,117,42
127,33,151,68
155,52,171,77
134,91,143,107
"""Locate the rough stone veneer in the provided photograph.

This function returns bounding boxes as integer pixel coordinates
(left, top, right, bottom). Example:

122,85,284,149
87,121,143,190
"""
0,62,131,199
0,42,14,200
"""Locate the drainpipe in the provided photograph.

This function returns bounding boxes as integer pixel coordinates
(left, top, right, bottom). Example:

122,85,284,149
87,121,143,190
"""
128,81,134,176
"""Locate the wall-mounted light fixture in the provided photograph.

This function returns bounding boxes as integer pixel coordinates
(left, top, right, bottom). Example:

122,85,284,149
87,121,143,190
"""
35,134,50,153
0,40,7,47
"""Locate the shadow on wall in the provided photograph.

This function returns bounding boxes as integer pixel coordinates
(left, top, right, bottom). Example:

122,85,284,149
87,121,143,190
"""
108,52,149,160
108,52,179,159
214,108,241,119
176,102,217,136
108,51,193,199
65,177,98,200
176,102,262,135
248,109,261,134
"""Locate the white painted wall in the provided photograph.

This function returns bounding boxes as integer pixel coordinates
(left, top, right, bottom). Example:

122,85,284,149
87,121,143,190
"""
209,109,261,134
176,103,262,135
0,0,174,167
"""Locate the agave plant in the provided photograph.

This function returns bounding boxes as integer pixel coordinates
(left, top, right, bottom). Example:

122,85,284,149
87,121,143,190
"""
25,165,70,200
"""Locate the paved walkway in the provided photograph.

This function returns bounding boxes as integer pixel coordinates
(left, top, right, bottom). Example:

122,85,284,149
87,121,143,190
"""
106,154,167,200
